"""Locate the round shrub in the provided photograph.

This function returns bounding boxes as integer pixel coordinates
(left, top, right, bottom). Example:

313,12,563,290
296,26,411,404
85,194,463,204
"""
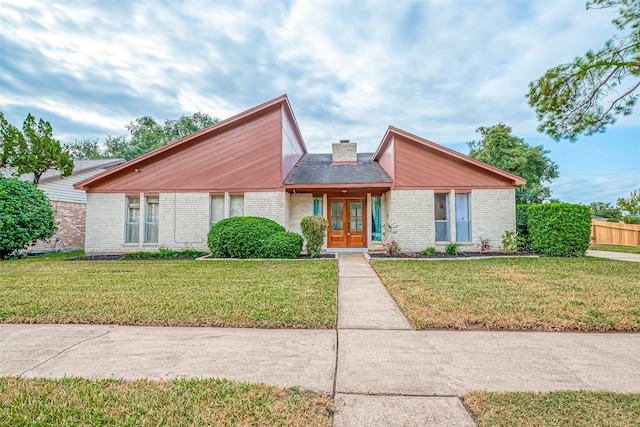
207,216,285,258
527,203,592,256
259,231,303,259
0,178,57,259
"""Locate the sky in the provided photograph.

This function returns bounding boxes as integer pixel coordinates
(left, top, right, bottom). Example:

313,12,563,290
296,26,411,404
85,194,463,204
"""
1,0,638,205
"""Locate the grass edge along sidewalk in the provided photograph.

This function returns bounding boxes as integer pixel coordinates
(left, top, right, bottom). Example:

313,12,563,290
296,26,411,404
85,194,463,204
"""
370,257,640,332
0,377,333,427
0,258,338,328
464,390,640,427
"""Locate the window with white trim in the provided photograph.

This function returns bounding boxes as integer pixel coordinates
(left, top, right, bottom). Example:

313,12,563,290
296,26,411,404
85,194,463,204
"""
125,197,140,243
455,193,471,242
434,193,449,241
144,196,159,243
210,195,224,228
230,194,244,217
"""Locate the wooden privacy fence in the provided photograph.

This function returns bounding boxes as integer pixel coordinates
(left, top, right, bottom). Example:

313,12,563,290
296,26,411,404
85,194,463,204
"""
591,220,640,247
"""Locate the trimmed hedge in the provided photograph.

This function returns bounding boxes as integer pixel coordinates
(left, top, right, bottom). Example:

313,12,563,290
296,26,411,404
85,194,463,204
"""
0,178,57,259
516,204,531,249
259,231,303,259
527,203,592,256
207,216,285,258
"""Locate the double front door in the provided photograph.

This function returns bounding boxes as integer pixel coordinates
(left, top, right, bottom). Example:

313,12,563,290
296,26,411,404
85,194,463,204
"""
328,198,366,248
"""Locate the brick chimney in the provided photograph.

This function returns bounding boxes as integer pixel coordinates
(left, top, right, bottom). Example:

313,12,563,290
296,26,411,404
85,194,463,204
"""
332,140,357,164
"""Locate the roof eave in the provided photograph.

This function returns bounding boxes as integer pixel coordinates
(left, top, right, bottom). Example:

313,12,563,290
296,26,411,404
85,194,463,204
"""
379,126,527,186
74,95,292,190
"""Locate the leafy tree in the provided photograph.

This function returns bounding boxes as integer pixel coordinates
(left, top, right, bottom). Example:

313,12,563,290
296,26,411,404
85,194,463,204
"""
468,123,560,204
0,178,57,259
528,0,640,141
0,113,22,168
590,201,623,221
120,113,219,160
617,188,640,223
0,113,74,185
68,112,218,160
67,138,106,160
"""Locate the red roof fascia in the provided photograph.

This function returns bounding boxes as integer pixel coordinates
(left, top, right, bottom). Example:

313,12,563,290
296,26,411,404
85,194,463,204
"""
74,94,303,190
373,126,526,186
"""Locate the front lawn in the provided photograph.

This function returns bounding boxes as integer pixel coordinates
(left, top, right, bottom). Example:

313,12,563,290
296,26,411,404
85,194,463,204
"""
0,258,337,328
370,257,640,331
590,244,640,254
465,390,640,427
0,377,332,427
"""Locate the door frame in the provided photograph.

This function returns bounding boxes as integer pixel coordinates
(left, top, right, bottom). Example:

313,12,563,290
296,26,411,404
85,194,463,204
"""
327,196,367,248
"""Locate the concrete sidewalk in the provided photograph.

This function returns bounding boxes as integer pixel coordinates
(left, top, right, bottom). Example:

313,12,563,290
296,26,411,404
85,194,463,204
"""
2,253,639,426
587,249,640,262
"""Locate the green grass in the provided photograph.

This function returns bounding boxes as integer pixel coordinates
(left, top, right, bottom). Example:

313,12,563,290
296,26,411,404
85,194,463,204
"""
465,390,640,427
590,244,640,254
0,377,333,427
123,249,208,259
0,259,337,328
370,257,640,331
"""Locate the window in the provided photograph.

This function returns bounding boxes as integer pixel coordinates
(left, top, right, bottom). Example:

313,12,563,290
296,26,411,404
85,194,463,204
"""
313,197,323,216
331,202,343,231
125,197,140,243
210,195,224,227
456,193,471,242
144,196,159,243
230,194,244,217
350,201,363,231
434,193,449,241
371,196,382,241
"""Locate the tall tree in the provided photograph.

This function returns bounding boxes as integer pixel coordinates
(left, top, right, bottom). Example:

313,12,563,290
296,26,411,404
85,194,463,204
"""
0,113,73,185
68,112,218,161
0,113,22,168
468,123,560,204
617,188,640,223
528,0,640,141
590,201,623,221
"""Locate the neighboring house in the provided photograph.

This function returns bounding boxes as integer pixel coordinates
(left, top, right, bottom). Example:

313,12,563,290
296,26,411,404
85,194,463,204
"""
75,95,525,254
2,159,126,251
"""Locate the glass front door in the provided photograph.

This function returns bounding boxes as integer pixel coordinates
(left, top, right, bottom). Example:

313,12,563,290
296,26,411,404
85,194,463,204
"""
328,198,366,248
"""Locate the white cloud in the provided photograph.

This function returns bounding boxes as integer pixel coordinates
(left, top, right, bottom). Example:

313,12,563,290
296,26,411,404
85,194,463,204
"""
1,0,638,203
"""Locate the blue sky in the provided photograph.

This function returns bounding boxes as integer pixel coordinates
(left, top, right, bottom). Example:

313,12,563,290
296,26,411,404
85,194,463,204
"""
1,0,638,204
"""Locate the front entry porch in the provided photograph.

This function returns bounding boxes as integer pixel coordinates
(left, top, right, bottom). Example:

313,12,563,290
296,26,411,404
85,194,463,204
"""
327,197,367,249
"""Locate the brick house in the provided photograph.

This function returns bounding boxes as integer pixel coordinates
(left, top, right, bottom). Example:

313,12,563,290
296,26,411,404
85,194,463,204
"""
75,95,525,254
2,159,125,251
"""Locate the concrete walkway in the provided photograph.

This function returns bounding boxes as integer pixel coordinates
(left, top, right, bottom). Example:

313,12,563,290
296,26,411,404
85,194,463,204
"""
587,249,640,262
2,253,640,426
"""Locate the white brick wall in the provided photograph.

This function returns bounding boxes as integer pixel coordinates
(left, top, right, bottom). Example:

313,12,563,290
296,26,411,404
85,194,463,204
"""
386,189,434,252
288,193,313,235
384,188,516,252
160,193,209,249
244,191,288,226
332,142,357,162
85,193,125,253
471,188,516,251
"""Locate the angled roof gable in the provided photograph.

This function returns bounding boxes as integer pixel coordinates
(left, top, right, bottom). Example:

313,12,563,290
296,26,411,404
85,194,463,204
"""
74,95,306,192
374,126,526,188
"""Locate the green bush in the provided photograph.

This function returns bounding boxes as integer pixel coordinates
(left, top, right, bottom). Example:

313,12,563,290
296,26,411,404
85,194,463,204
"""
0,178,57,259
516,204,531,249
421,247,436,255
501,230,522,254
528,203,592,256
207,217,284,258
300,215,327,258
445,243,460,255
259,231,303,259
